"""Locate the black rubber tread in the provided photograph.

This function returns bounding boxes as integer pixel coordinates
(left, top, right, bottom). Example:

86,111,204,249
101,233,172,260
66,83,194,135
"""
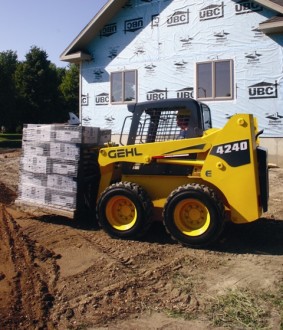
162,183,225,248
96,181,153,239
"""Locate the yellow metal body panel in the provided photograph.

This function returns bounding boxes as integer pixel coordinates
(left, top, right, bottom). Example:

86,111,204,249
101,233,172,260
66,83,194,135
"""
120,175,203,221
98,114,263,224
200,115,261,223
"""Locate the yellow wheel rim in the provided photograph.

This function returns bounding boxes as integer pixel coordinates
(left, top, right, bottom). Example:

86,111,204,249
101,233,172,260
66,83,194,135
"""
174,199,210,237
106,195,137,231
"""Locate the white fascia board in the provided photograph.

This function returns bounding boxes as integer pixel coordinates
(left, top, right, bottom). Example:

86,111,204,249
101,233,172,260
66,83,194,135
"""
254,0,283,14
258,20,283,33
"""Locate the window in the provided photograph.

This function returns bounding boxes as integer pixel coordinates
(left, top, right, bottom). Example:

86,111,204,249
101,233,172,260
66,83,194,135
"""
201,104,212,130
196,60,233,100
111,70,137,103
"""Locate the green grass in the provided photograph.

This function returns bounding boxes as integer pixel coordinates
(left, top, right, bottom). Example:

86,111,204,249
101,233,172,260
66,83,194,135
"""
206,286,283,330
207,289,267,329
0,133,22,148
0,133,22,140
162,270,282,330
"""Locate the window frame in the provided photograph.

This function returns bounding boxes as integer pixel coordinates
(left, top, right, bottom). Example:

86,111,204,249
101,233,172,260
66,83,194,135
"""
196,59,234,101
110,70,138,104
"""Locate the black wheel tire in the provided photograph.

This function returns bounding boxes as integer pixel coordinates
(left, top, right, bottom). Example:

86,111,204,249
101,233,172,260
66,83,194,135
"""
163,183,224,248
96,181,153,239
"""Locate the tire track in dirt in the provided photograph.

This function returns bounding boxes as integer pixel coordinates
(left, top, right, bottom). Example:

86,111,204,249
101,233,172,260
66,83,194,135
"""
49,227,204,327
49,218,283,329
1,150,283,329
0,205,60,329
5,205,283,329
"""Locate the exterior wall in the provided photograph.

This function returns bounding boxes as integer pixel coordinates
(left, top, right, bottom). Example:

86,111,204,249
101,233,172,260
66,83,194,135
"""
262,137,283,166
80,0,283,150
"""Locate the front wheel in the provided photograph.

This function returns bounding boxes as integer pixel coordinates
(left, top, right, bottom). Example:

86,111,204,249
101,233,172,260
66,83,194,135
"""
96,181,153,239
163,184,224,248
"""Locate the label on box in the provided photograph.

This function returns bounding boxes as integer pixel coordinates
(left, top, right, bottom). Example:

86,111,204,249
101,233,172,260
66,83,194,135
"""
47,174,77,192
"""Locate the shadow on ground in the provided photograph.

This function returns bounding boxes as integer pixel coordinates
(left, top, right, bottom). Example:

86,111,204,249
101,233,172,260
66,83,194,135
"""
34,213,283,256
213,218,283,255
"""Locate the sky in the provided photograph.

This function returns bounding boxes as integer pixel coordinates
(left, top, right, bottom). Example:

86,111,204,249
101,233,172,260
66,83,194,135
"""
0,0,108,67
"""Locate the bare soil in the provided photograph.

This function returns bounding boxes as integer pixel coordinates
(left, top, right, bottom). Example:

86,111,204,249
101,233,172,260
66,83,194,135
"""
0,149,282,330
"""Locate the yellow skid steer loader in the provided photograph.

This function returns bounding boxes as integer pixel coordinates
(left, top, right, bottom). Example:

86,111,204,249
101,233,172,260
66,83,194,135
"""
94,98,268,248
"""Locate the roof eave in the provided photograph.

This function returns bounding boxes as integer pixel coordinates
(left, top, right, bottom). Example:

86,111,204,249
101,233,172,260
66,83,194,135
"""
254,0,283,14
60,0,128,62
259,21,283,33
60,51,92,64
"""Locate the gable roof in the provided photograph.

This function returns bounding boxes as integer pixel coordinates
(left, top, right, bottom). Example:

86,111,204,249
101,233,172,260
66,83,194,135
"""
255,0,283,33
60,0,283,63
60,0,128,63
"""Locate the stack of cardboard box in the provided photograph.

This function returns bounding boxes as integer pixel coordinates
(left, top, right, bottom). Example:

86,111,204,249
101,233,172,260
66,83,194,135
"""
17,124,111,216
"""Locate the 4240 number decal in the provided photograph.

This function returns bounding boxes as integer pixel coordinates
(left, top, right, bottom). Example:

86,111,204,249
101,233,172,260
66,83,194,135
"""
210,140,250,167
215,141,248,155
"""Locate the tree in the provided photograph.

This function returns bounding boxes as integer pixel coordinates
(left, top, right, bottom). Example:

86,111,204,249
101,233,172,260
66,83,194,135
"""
15,46,68,124
0,50,19,131
59,64,79,116
0,46,80,132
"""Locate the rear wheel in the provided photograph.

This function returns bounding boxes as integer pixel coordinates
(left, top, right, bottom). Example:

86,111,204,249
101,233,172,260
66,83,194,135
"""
163,184,224,248
97,181,153,239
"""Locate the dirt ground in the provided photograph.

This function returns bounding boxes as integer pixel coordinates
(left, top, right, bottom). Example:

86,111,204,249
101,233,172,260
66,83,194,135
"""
0,149,282,330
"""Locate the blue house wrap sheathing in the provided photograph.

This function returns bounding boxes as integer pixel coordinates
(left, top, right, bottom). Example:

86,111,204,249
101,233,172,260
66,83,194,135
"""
61,0,283,138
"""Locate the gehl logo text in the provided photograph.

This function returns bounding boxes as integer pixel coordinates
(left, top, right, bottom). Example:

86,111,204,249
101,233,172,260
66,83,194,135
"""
108,147,143,159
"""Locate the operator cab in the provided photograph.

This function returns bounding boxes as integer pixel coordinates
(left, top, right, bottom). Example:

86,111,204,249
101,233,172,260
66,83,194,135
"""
119,99,212,176
122,98,212,146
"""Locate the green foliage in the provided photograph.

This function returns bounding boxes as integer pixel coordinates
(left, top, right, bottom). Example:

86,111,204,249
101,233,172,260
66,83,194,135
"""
15,46,68,124
0,46,79,133
59,64,79,116
0,50,19,131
